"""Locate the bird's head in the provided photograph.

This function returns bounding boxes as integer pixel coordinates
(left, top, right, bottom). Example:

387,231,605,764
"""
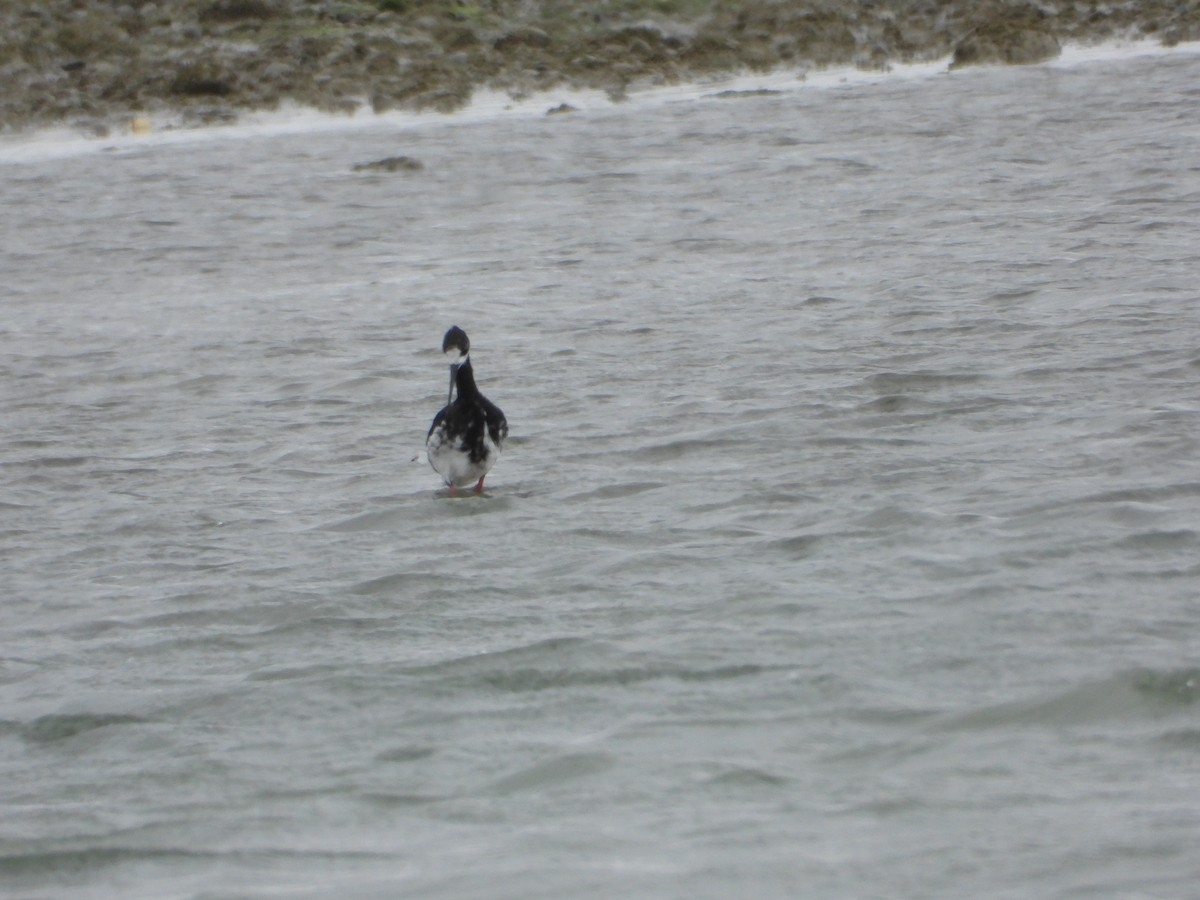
442,326,470,366
442,326,470,404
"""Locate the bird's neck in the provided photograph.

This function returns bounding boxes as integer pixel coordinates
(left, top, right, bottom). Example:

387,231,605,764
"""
455,359,481,399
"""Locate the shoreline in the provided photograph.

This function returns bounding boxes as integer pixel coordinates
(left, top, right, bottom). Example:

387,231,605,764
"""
2,38,1197,166
3,0,1199,138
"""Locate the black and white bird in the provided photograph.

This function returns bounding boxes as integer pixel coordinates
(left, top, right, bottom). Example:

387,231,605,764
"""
426,326,507,494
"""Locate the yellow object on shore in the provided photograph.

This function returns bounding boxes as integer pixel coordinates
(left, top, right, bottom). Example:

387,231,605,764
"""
129,116,151,134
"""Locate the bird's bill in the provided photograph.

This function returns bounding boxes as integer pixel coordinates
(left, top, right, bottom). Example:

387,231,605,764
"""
446,362,460,407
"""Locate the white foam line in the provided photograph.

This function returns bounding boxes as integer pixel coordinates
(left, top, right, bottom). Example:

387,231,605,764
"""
1,39,1196,165
1051,38,1200,67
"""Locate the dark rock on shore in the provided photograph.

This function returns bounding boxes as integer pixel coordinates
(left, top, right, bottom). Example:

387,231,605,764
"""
1,1,1198,134
951,5,1061,68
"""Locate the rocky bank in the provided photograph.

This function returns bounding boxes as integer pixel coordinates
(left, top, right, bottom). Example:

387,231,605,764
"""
2,0,1197,133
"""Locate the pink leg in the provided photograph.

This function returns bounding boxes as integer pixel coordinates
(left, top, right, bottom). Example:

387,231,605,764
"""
472,476,486,493
447,483,457,496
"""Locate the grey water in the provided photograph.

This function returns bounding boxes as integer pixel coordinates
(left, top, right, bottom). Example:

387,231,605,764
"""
3,46,1200,900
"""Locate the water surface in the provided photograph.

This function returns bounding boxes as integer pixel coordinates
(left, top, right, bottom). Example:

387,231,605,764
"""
3,47,1200,899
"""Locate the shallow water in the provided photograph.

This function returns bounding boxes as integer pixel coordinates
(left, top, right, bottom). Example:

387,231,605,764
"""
3,47,1200,899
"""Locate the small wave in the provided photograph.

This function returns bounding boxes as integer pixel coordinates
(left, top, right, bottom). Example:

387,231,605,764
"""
1158,729,1200,750
19,712,149,744
984,287,1039,302
13,455,91,468
1076,482,1200,505
1132,668,1200,704
405,633,597,676
558,526,652,550
255,615,404,642
245,662,343,683
845,795,928,817
407,636,593,673
933,668,1200,732
767,534,822,559
375,745,436,763
705,766,790,788
349,571,447,595
323,375,385,393
861,370,986,392
1116,529,1200,550
565,481,666,501
485,751,616,796
627,435,743,462
359,791,443,808
174,373,233,392
1101,501,1178,525
814,155,877,171
808,435,926,448
464,663,766,693
0,846,204,878
0,656,40,685
0,843,388,878
405,638,766,693
856,394,927,413
322,508,411,532
851,504,943,530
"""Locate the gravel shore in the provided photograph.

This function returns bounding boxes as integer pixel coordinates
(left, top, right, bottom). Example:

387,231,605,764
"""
3,0,1198,133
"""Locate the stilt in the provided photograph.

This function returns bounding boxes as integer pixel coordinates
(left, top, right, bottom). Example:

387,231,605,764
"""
425,327,507,495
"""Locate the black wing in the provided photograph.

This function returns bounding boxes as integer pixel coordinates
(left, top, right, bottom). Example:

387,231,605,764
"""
427,406,448,441
481,399,507,447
